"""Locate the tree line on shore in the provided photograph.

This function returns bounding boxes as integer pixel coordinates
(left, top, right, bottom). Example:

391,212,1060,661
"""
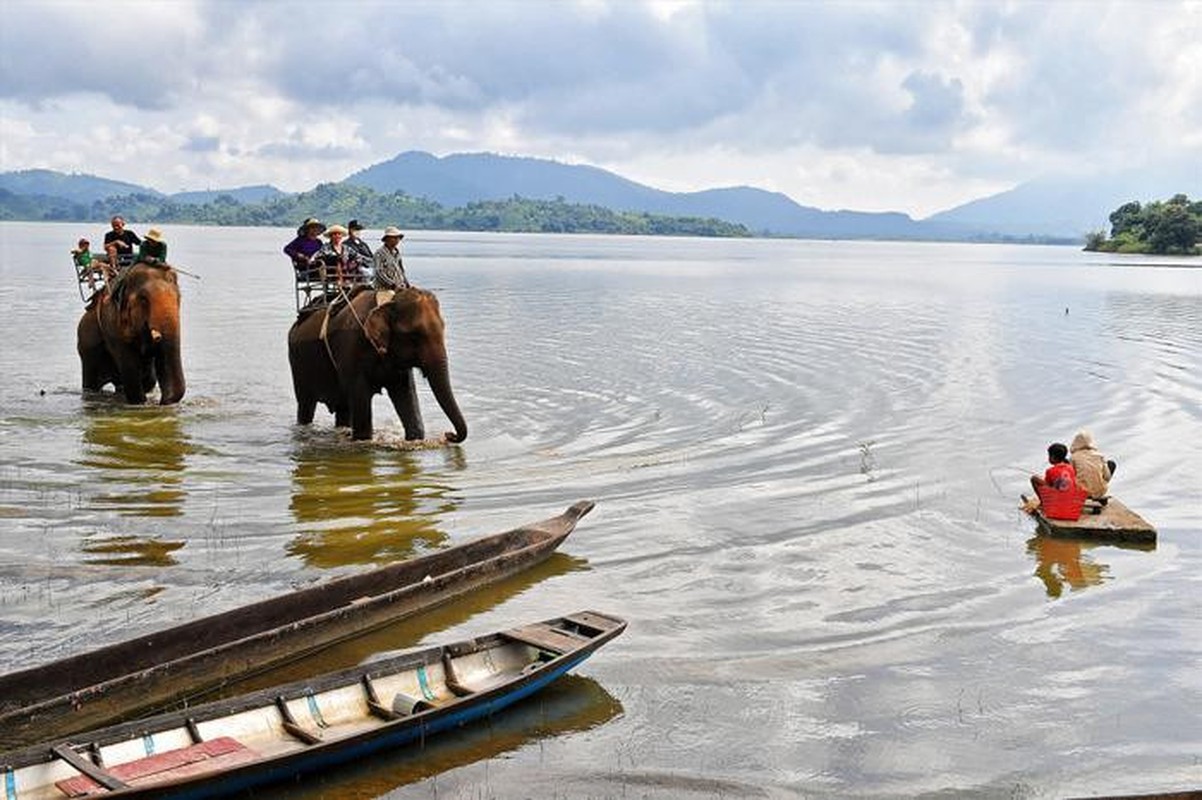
1085,194,1200,255
0,182,750,238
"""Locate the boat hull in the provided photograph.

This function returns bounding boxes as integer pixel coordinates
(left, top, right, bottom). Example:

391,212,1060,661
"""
1021,495,1156,544
0,501,595,749
0,611,626,800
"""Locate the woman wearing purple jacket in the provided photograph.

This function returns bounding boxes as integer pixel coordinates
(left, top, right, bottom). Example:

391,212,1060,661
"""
284,218,325,276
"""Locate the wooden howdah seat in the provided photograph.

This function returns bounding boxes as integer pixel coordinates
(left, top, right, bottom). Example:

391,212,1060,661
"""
294,266,372,310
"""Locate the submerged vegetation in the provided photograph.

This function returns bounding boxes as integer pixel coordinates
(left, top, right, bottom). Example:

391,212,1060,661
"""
1084,194,1201,255
0,183,750,238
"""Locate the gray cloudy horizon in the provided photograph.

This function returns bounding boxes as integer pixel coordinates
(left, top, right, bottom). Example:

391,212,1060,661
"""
1,0,1199,217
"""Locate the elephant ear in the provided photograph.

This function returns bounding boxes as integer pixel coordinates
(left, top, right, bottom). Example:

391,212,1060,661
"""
364,304,391,354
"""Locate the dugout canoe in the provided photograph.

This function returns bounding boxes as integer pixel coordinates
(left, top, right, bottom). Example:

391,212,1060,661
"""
1020,494,1156,544
0,501,595,749
0,610,626,799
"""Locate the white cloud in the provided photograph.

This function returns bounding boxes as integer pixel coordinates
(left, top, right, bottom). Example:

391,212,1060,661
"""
0,0,1198,213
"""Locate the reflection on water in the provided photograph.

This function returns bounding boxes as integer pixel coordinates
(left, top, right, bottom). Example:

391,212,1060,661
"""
209,551,589,701
80,534,185,567
255,674,623,800
1027,536,1109,598
77,402,190,519
288,443,459,568
1026,535,1156,599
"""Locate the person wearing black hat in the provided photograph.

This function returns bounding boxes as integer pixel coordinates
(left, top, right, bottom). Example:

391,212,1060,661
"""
345,219,374,282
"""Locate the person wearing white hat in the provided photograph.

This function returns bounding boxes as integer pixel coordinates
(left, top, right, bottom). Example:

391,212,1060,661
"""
372,226,409,290
313,225,351,284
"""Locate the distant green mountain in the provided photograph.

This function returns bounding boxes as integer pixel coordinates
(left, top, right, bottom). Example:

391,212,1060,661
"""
28,182,750,238
8,152,1175,243
0,169,160,205
170,185,287,205
343,151,946,239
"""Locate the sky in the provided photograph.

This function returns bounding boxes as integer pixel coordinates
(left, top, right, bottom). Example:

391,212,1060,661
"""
1,0,1199,218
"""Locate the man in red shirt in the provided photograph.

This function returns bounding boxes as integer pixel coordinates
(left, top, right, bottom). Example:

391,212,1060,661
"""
1031,442,1076,493
1028,442,1087,520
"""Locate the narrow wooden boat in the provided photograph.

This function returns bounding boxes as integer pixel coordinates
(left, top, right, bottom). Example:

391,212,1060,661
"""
0,501,595,749
1021,494,1156,544
0,611,626,799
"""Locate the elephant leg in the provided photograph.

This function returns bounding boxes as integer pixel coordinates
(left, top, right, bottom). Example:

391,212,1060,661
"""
387,369,425,440
334,403,351,428
296,395,317,425
81,362,108,392
116,355,148,404
80,345,114,391
348,379,374,441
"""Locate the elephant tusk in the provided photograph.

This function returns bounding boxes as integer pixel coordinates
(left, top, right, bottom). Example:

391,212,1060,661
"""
150,328,162,343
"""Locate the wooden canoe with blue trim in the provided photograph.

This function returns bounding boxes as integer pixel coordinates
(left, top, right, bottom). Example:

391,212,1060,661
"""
1021,494,1156,544
0,610,625,799
0,501,595,750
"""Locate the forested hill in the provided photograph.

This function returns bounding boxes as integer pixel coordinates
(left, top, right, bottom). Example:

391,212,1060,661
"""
6,153,1189,242
0,183,750,238
1084,194,1201,255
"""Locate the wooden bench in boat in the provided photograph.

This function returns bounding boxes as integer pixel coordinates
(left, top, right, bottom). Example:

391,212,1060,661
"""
502,613,608,655
55,737,258,796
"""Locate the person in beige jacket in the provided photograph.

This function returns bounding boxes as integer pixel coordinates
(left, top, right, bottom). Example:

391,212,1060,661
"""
1070,430,1117,499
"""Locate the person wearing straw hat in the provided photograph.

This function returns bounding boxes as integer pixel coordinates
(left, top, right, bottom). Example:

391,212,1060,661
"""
372,226,409,290
284,218,326,275
136,228,169,266
313,224,351,284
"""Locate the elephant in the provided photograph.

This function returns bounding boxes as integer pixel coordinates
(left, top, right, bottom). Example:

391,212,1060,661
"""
287,286,467,443
77,264,186,405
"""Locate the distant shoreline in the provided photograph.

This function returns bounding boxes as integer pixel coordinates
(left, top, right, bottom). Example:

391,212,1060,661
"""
0,215,1081,247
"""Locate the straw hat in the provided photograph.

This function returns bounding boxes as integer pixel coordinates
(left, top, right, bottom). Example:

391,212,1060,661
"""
145,228,165,243
380,226,405,240
324,224,348,237
300,217,325,234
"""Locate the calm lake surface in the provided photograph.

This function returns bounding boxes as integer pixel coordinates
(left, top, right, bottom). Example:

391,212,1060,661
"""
0,222,1199,798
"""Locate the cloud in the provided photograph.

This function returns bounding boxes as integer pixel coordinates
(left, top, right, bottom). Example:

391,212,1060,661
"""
0,0,1197,213
0,1,207,110
182,136,220,153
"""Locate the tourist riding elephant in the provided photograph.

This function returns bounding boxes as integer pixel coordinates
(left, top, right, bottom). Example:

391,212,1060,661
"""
77,264,185,405
287,286,467,442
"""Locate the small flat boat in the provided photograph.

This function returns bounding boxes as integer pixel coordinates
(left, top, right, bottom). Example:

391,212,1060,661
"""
1021,494,1156,544
0,611,626,799
0,501,595,749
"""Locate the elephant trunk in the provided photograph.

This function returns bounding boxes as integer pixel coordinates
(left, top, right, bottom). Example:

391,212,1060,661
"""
147,296,185,405
425,357,467,443
154,335,186,405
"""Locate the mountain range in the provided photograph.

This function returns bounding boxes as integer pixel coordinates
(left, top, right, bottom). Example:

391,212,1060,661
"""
2,152,1197,241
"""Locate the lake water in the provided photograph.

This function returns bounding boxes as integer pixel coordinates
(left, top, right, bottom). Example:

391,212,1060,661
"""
0,222,1199,798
